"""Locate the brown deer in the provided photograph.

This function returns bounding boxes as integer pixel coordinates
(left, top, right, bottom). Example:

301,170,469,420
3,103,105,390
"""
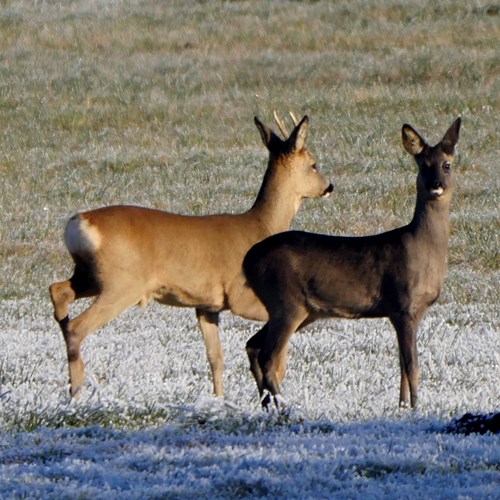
243,118,461,410
49,114,333,398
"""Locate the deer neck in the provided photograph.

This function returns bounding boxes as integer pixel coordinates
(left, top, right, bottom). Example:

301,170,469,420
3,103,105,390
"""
249,168,300,236
410,194,452,252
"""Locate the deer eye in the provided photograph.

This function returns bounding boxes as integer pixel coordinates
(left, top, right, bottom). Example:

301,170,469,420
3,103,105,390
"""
311,164,317,171
443,162,451,172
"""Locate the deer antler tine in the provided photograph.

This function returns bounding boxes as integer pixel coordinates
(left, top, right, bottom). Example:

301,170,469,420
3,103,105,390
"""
289,111,299,127
273,110,289,139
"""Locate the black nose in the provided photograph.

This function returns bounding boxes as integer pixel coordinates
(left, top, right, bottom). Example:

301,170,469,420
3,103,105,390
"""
325,183,334,194
433,179,443,189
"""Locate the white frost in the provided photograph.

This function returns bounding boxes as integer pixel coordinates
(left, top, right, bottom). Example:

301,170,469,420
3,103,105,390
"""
0,299,498,498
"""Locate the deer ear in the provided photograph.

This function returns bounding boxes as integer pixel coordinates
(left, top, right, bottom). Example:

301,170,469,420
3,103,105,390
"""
288,115,309,152
402,124,426,156
254,116,282,152
440,117,461,155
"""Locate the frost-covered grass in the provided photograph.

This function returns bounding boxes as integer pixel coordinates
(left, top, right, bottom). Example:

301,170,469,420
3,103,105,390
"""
1,418,499,498
0,0,499,497
0,298,499,497
1,298,497,429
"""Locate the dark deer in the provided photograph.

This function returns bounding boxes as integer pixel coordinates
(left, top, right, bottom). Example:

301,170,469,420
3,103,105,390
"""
243,118,461,410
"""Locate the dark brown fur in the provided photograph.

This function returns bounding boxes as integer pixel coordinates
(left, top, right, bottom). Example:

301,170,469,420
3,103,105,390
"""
243,118,461,410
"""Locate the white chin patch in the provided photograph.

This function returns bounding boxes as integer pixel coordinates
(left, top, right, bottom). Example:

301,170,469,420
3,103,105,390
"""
430,187,444,196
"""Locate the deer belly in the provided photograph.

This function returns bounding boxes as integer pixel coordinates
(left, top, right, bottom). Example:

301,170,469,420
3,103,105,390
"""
152,284,225,311
306,276,380,318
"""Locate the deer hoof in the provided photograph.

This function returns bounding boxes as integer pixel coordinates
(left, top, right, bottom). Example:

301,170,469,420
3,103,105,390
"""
69,385,82,399
261,392,272,410
273,394,287,412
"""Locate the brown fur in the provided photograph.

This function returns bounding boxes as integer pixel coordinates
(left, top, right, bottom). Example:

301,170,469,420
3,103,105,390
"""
50,115,333,398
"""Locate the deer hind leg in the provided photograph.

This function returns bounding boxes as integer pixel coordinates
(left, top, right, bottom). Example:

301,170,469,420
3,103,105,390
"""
49,266,100,396
246,324,270,398
196,310,223,397
62,288,143,397
279,315,316,387
390,312,422,409
49,263,100,326
49,280,77,326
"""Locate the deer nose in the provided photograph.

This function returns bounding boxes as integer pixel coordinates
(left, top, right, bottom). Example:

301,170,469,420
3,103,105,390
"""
428,179,444,196
323,183,334,196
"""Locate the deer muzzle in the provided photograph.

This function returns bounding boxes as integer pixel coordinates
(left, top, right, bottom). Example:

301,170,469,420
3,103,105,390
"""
322,183,334,197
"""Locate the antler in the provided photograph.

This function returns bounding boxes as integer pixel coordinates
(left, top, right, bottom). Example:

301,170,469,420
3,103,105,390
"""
288,111,299,127
273,110,300,139
273,111,289,139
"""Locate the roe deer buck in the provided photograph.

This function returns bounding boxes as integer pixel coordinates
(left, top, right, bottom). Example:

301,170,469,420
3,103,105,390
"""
243,118,461,410
49,114,333,398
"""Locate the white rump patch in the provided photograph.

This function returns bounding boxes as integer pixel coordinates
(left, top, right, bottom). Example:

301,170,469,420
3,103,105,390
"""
65,215,102,255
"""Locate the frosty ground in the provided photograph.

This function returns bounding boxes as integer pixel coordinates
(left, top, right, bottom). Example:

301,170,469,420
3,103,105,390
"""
0,298,498,498
0,0,499,497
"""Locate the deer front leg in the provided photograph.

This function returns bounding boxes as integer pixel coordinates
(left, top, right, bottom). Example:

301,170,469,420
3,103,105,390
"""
259,308,309,410
196,310,223,397
390,312,421,409
246,323,291,411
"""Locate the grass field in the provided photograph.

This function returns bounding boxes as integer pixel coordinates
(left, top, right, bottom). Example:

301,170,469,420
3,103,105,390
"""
1,0,498,302
0,0,499,497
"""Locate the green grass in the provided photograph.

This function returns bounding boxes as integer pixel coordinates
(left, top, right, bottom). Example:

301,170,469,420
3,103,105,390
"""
0,0,498,309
